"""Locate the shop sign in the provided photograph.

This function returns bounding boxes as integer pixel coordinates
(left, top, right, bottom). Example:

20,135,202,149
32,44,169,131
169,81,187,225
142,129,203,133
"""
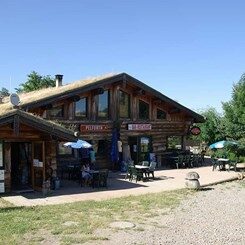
0,182,5,193
127,124,152,131
80,124,108,131
0,170,4,181
0,141,3,167
190,126,201,136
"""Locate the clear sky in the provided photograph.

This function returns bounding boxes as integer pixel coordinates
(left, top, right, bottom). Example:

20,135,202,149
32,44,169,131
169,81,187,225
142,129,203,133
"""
1,0,245,113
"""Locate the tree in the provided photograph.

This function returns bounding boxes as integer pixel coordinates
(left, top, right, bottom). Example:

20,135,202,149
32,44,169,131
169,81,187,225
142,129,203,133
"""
0,87,10,97
16,71,55,93
222,74,245,140
195,107,224,145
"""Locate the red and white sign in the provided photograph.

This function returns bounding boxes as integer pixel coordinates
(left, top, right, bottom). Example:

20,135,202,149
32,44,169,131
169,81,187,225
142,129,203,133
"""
190,126,201,136
127,124,152,131
80,124,108,131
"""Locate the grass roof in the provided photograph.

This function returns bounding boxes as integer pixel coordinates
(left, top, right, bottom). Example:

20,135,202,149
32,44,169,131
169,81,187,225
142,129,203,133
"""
1,73,117,110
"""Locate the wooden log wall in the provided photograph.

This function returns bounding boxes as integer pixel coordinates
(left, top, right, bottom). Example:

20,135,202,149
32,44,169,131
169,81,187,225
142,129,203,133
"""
26,78,196,170
45,141,57,178
3,142,11,192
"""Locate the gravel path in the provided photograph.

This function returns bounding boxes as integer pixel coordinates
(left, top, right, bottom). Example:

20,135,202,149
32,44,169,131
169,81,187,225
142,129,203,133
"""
87,181,245,245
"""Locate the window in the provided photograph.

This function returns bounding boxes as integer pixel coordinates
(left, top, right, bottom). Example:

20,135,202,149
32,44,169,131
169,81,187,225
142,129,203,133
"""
157,109,167,119
167,136,182,149
98,90,109,118
48,105,64,118
75,98,87,119
119,90,130,118
139,100,149,119
58,142,73,155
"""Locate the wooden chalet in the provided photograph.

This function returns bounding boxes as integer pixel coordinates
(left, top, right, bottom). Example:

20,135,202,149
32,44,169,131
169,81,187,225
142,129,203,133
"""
0,73,204,193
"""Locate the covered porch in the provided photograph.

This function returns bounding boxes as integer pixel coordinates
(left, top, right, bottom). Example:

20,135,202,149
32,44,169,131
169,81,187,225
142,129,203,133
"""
0,109,76,193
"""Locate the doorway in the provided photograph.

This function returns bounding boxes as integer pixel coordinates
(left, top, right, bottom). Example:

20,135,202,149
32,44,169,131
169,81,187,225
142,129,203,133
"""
11,142,32,191
128,136,152,164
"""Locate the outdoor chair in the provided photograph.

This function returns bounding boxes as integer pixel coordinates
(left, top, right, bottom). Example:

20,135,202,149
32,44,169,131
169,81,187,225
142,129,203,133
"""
125,163,134,180
99,169,109,188
130,166,143,183
212,158,220,171
228,160,238,172
174,155,184,169
192,154,199,167
146,161,157,179
197,154,204,167
185,154,192,168
91,172,100,188
142,161,150,166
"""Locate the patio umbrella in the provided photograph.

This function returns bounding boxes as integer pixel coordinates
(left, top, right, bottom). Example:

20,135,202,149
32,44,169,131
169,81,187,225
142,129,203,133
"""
110,128,119,168
209,140,238,149
63,139,92,149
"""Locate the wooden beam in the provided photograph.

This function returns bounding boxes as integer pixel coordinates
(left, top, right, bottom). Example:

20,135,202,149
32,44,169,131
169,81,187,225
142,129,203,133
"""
13,115,20,136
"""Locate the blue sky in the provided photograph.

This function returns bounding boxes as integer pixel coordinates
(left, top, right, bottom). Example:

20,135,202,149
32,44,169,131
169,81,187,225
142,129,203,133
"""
1,0,245,113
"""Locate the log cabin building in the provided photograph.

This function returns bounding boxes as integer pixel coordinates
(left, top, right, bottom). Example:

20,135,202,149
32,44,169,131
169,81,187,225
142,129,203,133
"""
0,73,204,193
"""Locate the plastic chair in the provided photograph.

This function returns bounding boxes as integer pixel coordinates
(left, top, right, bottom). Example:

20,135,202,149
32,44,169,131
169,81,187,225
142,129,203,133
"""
174,155,184,169
130,166,143,183
212,158,220,171
125,163,134,180
228,160,238,172
99,169,109,188
142,161,150,166
146,161,157,179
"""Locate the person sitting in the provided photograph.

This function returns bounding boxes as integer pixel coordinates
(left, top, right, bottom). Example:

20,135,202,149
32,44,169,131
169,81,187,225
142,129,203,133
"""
81,164,92,186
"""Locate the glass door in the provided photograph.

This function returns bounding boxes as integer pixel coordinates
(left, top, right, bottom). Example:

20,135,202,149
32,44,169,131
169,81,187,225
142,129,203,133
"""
138,136,152,162
32,142,45,191
128,136,152,164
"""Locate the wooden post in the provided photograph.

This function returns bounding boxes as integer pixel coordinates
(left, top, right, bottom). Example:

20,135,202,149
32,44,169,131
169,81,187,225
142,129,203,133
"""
181,136,187,151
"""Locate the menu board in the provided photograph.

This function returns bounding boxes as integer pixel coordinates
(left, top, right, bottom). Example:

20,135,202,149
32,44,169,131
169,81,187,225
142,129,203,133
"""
0,170,4,180
0,142,3,167
0,183,4,193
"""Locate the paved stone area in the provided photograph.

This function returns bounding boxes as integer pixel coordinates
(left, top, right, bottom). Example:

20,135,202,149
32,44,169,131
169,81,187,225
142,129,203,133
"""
2,165,243,206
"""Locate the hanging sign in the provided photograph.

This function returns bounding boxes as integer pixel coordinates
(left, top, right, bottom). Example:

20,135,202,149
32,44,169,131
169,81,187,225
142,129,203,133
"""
80,124,108,131
0,141,3,167
127,124,152,131
0,170,4,180
0,183,4,193
190,126,201,136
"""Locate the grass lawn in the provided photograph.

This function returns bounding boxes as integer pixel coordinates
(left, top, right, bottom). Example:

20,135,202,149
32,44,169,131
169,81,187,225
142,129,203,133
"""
0,189,194,245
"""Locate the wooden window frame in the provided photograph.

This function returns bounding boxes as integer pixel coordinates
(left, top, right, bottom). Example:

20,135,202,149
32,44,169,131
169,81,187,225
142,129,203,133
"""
74,97,88,119
119,90,131,119
47,105,64,119
156,108,167,120
98,90,110,119
138,99,150,120
57,142,73,156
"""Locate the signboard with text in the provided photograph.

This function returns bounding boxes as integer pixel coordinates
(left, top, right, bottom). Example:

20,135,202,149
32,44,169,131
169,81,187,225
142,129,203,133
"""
80,124,108,131
127,124,152,131
0,183,4,193
190,126,201,136
0,142,3,167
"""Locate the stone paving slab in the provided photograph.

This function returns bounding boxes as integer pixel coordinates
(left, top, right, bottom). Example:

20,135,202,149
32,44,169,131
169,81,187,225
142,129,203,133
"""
2,165,242,207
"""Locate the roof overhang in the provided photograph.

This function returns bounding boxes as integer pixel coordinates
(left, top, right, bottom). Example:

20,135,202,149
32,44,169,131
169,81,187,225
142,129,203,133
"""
2,73,205,123
0,109,76,141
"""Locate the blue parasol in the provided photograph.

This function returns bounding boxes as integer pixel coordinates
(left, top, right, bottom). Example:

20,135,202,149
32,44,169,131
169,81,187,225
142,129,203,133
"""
63,139,92,149
209,140,238,149
110,128,119,166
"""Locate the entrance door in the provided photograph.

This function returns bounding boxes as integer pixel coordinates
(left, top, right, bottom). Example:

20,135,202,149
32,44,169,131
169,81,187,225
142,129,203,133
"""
11,142,32,190
128,136,152,164
128,137,138,163
139,136,151,162
32,142,45,191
